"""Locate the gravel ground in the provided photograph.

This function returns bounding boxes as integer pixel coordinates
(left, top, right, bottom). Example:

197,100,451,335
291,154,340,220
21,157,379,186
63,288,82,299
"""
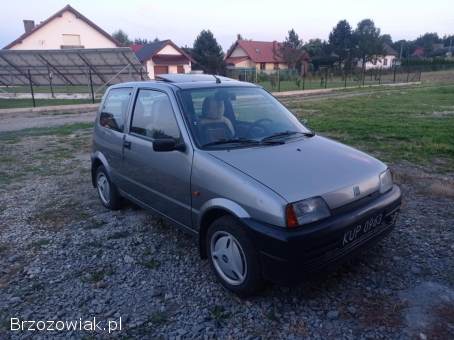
0,127,453,339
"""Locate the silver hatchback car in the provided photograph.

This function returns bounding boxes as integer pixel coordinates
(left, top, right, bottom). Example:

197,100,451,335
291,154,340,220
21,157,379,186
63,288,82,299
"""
91,74,401,296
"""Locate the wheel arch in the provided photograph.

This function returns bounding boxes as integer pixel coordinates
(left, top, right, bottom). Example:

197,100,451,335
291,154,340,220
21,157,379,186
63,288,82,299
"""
91,152,110,187
197,198,250,259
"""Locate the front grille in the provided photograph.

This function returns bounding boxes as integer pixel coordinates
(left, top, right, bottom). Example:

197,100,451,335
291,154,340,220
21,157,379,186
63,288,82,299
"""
331,191,381,216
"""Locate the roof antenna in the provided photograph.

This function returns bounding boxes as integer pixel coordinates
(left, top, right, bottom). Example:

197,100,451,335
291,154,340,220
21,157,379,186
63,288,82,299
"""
213,74,221,84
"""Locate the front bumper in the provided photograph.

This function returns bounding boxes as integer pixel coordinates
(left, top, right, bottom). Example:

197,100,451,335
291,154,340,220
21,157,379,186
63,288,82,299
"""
242,185,402,285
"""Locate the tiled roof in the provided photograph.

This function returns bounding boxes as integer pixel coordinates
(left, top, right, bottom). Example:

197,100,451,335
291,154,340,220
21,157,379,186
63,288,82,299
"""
130,44,144,53
226,40,284,63
383,43,398,56
135,40,194,63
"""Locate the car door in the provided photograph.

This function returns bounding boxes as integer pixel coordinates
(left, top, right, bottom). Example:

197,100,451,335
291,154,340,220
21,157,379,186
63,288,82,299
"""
120,88,193,228
94,87,133,185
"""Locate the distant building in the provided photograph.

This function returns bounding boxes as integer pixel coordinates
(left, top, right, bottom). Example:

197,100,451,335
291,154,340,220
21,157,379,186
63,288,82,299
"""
359,43,398,69
3,5,119,50
225,40,289,72
134,40,193,79
412,47,425,59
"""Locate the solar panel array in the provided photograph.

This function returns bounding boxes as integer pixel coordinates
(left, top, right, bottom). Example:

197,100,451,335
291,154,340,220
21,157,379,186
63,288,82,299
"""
0,48,148,86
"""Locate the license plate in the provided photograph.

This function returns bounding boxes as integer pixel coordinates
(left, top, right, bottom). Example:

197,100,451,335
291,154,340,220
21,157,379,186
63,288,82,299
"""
342,213,385,247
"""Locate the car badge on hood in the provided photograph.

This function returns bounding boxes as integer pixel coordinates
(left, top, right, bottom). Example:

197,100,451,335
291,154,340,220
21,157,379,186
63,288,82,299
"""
353,185,361,197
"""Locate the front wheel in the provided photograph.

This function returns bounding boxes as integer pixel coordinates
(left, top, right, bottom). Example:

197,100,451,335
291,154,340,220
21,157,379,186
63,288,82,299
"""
207,216,264,297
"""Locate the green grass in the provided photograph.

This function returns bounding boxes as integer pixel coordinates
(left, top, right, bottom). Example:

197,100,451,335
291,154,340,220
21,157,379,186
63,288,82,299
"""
255,68,454,92
0,98,99,109
0,122,93,142
285,84,454,170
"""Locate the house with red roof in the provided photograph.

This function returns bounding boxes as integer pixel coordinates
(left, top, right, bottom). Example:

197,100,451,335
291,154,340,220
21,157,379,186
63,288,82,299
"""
3,5,119,50
225,40,289,72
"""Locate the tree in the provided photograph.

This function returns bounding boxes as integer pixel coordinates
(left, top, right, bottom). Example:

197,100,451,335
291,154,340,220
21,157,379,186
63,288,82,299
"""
415,33,442,53
134,38,159,45
112,29,132,46
380,34,393,46
392,39,413,59
303,39,329,58
353,19,384,69
328,20,354,66
280,29,305,70
192,30,225,74
443,35,454,48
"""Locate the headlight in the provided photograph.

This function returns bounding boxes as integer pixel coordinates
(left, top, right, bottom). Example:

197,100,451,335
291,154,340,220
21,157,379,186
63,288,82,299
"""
286,197,331,228
379,169,393,194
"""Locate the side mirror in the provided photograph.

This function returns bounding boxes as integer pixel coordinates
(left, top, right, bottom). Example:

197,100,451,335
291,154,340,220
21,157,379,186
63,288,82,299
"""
153,138,186,152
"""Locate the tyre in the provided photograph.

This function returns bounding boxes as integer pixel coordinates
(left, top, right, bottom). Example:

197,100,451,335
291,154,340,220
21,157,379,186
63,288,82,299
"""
207,215,264,297
95,165,121,210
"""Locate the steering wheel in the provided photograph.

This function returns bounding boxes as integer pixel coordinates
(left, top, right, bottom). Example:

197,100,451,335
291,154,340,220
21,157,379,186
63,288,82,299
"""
246,119,273,138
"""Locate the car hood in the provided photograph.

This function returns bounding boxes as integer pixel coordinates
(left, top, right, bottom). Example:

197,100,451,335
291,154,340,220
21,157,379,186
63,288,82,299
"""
207,136,387,208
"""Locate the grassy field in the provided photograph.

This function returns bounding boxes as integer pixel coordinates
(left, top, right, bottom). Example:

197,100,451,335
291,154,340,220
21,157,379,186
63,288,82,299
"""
1,84,453,175
256,68,450,92
0,122,93,185
0,98,99,109
282,84,454,171
258,73,419,92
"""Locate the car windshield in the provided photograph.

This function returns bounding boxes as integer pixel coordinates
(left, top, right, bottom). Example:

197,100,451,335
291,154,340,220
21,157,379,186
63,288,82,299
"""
178,86,312,149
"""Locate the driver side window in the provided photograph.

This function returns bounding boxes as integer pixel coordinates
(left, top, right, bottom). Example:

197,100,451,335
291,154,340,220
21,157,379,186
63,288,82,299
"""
130,89,181,140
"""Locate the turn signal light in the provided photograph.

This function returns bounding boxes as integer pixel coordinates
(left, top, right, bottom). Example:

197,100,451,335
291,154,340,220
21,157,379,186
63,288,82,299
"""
285,204,299,228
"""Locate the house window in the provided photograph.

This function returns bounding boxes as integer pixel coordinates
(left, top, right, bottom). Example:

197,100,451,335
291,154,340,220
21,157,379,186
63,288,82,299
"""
61,34,83,48
260,63,266,70
383,58,388,66
273,63,279,70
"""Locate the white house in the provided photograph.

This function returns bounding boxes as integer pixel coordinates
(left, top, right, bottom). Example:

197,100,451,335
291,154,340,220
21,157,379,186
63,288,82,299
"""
134,40,193,79
360,43,399,70
3,5,119,50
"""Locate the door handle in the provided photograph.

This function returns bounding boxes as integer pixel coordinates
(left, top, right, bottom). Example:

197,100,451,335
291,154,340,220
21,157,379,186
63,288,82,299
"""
123,140,131,149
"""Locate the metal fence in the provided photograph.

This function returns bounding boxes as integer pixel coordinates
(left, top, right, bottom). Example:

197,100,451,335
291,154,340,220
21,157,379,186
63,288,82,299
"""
225,65,453,92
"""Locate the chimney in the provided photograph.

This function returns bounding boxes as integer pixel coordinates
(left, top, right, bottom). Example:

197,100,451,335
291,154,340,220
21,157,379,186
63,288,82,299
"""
23,20,35,33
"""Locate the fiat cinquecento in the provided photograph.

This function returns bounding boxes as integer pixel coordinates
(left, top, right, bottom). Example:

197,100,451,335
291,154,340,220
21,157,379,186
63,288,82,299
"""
91,74,401,296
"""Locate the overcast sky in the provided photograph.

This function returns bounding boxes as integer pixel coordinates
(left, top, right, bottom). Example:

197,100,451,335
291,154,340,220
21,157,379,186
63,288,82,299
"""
1,0,453,50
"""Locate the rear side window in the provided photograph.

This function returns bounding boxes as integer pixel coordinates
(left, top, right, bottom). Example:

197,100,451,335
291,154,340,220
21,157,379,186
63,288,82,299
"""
130,89,180,140
99,88,132,132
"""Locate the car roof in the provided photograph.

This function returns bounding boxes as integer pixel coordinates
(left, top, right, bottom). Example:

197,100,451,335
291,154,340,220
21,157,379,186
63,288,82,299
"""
107,74,259,91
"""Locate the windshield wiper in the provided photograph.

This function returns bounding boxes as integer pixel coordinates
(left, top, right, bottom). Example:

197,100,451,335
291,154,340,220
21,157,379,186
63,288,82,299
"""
261,130,315,142
202,138,260,148
202,137,284,148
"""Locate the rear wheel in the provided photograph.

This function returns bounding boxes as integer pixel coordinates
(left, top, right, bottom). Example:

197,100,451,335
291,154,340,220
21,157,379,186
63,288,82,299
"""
95,165,121,210
207,216,264,297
